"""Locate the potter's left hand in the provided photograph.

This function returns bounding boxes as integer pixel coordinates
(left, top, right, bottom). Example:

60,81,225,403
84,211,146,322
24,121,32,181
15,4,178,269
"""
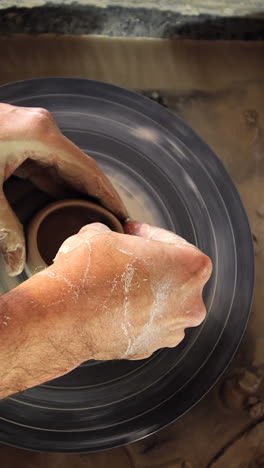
0,103,127,276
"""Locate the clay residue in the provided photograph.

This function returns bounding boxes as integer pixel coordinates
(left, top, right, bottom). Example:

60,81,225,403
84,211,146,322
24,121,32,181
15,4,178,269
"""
131,126,160,144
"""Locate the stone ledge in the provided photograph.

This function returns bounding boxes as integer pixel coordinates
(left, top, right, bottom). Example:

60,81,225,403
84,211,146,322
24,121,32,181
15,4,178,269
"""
1,1,264,17
1,2,264,38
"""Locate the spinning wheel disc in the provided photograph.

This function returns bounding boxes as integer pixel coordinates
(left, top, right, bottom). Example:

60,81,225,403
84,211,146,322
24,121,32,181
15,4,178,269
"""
0,78,254,452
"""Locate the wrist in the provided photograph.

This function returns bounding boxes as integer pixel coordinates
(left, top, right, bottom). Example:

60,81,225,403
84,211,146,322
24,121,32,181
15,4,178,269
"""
0,269,88,397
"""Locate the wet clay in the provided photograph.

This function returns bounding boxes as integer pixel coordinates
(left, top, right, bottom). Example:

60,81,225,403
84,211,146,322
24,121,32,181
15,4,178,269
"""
37,205,120,266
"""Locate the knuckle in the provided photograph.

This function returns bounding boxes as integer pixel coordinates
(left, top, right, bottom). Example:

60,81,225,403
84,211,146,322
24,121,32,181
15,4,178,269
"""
193,252,212,282
29,108,55,133
131,353,151,360
189,300,207,326
196,302,207,324
31,107,51,118
90,222,108,228
79,222,111,235
167,331,185,348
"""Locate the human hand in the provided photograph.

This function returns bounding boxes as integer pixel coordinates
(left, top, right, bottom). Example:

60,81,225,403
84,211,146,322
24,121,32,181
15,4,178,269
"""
0,221,212,398
0,103,127,276
39,222,212,361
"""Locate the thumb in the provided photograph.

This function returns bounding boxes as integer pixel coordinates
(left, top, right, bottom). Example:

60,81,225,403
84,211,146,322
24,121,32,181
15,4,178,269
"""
78,222,111,239
54,223,111,261
0,190,26,276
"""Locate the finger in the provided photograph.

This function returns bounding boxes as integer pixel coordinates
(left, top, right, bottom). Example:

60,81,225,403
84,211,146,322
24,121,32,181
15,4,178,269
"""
79,222,111,238
60,136,129,220
54,223,110,261
0,190,25,276
31,134,128,220
29,172,71,199
2,107,128,219
125,221,194,247
129,354,152,361
15,159,73,198
165,330,186,348
127,222,212,283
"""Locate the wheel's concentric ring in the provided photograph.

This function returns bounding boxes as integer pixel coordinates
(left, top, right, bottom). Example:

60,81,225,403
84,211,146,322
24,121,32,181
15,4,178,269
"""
0,78,254,453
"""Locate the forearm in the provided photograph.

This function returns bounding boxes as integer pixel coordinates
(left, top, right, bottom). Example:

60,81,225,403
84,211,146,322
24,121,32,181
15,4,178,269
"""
0,268,86,399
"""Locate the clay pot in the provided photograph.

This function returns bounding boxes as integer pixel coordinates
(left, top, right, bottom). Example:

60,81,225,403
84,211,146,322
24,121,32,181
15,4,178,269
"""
26,199,124,276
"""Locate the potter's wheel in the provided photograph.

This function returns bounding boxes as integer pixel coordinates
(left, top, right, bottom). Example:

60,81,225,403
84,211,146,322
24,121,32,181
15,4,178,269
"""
0,78,254,453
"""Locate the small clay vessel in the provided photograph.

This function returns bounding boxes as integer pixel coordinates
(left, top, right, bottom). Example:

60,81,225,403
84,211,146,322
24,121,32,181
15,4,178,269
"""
26,199,124,276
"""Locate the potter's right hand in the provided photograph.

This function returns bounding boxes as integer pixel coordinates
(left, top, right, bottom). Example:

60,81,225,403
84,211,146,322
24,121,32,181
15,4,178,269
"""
39,222,212,361
0,221,212,399
0,103,127,276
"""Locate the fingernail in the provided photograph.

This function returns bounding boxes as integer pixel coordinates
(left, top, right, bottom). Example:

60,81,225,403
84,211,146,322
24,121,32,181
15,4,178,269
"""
124,221,141,235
